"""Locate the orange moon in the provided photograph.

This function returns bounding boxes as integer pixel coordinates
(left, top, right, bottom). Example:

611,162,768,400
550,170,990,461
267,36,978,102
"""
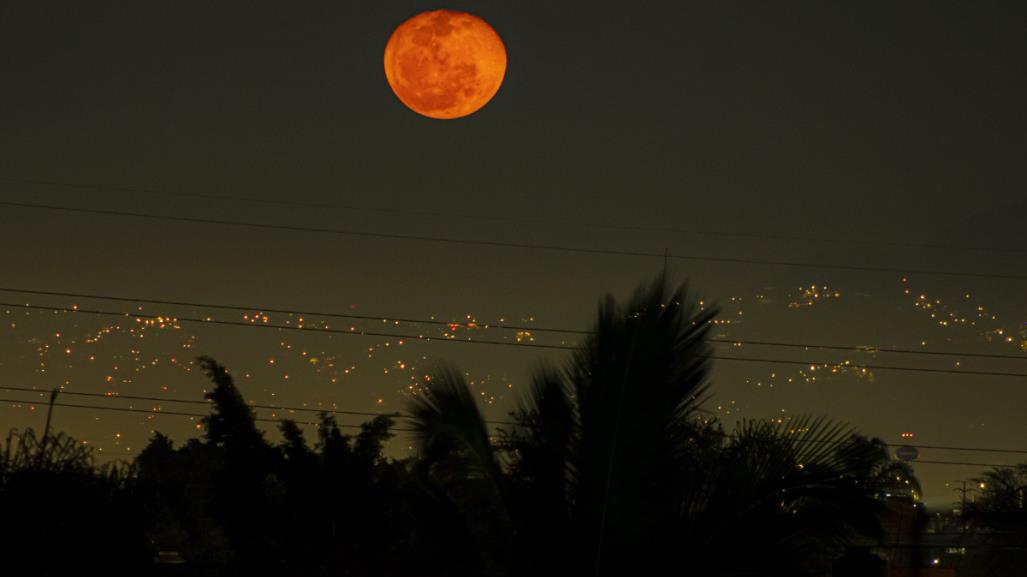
384,10,506,119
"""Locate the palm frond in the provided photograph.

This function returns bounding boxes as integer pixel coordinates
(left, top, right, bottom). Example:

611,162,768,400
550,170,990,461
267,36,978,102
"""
505,364,576,491
406,364,513,577
566,276,718,574
408,364,499,480
678,416,888,575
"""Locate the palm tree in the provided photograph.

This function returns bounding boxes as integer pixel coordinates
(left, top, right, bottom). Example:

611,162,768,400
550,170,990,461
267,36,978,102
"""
676,418,891,576
408,364,516,577
409,276,890,576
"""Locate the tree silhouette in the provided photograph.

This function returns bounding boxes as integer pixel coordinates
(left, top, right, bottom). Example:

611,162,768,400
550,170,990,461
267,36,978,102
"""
968,464,1027,531
198,356,268,455
134,359,460,576
2,278,940,575
0,427,150,575
676,417,891,576
408,276,895,577
957,464,1027,576
409,365,514,577
135,433,229,566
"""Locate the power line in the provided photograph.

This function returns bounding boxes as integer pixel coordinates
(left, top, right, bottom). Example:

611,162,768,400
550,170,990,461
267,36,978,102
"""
1,286,1024,362
904,444,1027,456
876,543,1027,549
771,433,1027,457
0,285,583,333
721,338,1025,361
1,300,572,348
5,175,1024,256
5,385,1026,455
0,395,415,431
2,394,1027,468
915,459,1019,469
3,199,1026,281
1,397,1019,469
5,301,1027,378
4,389,1026,465
0,384,402,421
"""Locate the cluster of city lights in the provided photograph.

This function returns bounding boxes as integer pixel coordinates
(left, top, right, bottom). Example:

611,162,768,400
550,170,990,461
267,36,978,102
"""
2,277,1023,459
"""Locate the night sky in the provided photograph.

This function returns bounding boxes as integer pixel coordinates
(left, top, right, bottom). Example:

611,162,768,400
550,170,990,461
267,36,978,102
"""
1,1,1025,506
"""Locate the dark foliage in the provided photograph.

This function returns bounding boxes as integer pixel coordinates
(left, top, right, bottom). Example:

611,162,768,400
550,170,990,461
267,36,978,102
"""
410,276,910,577
967,464,1027,531
0,277,936,575
132,359,454,576
0,427,149,576
958,464,1027,576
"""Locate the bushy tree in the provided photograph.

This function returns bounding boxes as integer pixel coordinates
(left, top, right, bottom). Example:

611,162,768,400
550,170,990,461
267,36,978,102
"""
968,464,1027,531
0,427,150,575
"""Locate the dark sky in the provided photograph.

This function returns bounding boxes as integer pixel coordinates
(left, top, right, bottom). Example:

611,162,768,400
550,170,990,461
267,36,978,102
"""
1,1,1024,505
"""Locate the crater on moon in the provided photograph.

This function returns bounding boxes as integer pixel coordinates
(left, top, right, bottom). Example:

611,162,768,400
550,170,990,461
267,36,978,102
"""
384,10,507,119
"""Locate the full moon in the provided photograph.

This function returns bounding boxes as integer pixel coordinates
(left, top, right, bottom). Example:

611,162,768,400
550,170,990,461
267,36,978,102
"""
384,10,507,120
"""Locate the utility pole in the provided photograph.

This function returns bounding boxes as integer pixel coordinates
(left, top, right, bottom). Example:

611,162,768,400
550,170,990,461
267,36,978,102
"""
37,388,59,468
959,480,967,534
950,479,983,534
